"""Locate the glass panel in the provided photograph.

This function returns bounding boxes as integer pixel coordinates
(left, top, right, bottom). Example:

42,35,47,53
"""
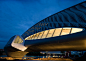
30,35,33,40
29,36,32,40
46,29,55,38
25,36,31,40
34,33,39,39
53,28,62,37
41,30,49,39
31,34,36,40
37,31,44,39
71,28,83,34
14,36,23,44
61,28,71,35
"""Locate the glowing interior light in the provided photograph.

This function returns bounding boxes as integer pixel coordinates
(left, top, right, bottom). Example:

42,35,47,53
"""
25,27,84,40
46,29,55,38
61,28,71,35
71,28,83,33
11,35,27,51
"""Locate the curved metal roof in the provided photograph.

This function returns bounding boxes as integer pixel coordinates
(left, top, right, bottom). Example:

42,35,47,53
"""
22,1,86,39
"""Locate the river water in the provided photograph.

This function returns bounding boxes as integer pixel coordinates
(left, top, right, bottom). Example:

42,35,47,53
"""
0,55,72,61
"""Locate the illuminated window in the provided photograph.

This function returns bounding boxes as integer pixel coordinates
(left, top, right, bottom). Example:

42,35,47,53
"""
53,28,62,37
29,36,32,40
46,29,55,38
37,31,44,39
41,30,48,39
71,28,83,33
61,28,71,35
14,36,23,44
25,27,84,40
34,33,39,39
29,35,33,40
31,34,36,39
25,36,30,40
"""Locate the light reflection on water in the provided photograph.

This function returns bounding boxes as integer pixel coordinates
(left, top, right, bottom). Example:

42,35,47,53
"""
0,55,53,58
0,55,72,61
25,55,53,58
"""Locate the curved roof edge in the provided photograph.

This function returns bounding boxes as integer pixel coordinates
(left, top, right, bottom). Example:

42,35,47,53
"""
21,1,86,39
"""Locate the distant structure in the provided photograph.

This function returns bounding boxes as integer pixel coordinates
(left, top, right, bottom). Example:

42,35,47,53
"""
4,1,86,58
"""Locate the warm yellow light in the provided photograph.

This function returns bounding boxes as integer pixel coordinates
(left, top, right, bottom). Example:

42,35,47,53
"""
61,28,71,35
25,27,84,40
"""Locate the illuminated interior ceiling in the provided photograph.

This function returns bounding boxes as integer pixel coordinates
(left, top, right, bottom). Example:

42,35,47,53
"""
25,27,84,40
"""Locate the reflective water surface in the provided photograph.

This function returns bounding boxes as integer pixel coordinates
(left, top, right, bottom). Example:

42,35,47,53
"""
0,55,72,61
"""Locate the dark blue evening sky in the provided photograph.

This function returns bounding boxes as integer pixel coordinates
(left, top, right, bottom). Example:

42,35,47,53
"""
0,0,85,49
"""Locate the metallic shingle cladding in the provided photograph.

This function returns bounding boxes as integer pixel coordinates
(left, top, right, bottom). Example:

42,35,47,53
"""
21,1,86,39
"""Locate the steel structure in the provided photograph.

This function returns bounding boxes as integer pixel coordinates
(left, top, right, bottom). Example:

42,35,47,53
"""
4,1,86,58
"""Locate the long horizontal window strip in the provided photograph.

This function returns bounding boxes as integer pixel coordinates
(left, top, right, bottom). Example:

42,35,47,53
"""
25,27,84,40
